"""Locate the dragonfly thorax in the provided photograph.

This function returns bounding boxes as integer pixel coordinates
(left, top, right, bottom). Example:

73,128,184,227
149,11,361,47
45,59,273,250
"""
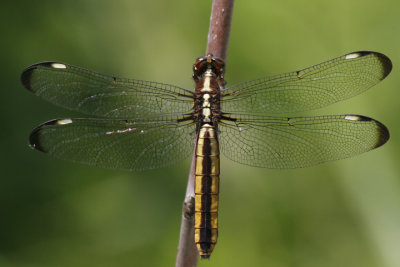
193,56,225,127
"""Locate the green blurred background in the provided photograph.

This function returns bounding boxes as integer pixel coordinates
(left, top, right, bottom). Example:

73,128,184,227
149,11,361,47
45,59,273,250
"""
1,0,400,266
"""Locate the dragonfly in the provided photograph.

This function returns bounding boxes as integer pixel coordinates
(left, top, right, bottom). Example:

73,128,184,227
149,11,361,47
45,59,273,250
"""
21,51,391,258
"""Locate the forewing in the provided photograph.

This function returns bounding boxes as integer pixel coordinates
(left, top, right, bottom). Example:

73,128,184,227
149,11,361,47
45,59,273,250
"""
29,116,195,171
219,114,389,169
222,51,392,114
21,62,193,118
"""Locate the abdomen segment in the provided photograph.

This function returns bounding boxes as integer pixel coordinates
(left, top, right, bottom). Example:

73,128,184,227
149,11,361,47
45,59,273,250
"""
194,123,220,258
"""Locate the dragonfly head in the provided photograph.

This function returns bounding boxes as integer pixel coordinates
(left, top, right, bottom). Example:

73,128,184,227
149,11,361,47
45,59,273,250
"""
193,54,225,82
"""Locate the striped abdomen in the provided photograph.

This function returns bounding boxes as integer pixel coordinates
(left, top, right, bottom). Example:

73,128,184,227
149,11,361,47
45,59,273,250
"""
194,123,220,258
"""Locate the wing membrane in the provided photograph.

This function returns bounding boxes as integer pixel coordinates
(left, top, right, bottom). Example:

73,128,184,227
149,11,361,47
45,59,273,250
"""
21,62,193,118
219,114,389,169
29,116,195,171
222,51,392,114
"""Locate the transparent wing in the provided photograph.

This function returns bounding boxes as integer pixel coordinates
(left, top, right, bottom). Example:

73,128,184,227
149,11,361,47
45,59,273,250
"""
21,62,194,118
29,116,195,171
222,51,392,114
219,114,389,169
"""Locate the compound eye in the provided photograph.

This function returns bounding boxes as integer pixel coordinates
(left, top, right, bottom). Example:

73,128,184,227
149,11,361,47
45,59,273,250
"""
193,57,209,76
212,58,225,77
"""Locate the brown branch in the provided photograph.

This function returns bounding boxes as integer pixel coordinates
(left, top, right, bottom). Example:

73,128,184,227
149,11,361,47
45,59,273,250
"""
175,1,234,266
175,143,198,267
206,0,235,61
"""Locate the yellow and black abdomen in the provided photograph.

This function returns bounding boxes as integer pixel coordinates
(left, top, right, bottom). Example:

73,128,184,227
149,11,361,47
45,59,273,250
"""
194,123,220,258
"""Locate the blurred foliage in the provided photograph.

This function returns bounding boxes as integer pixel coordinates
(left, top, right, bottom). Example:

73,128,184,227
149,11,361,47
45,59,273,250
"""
1,0,400,266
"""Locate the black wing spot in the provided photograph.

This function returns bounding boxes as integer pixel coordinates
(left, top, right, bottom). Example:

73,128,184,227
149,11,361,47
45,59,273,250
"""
355,115,371,122
345,115,390,148
21,62,65,91
29,119,73,152
21,67,35,91
29,126,45,152
373,119,390,148
354,51,372,57
375,53,393,79
28,120,56,152
346,51,392,79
